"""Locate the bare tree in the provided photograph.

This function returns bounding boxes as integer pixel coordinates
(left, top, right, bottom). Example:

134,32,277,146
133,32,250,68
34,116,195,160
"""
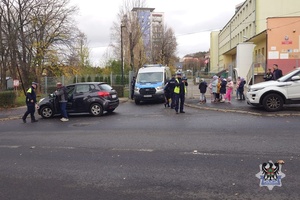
109,0,148,72
152,25,177,66
0,0,78,91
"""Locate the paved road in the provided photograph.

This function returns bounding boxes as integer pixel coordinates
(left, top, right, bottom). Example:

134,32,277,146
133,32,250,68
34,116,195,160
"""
1,101,300,199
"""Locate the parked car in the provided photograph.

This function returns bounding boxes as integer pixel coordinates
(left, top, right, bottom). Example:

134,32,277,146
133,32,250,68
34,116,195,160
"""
246,68,300,111
38,82,119,118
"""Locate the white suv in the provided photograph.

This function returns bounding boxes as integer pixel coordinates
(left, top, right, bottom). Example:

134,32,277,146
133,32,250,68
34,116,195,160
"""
246,68,300,111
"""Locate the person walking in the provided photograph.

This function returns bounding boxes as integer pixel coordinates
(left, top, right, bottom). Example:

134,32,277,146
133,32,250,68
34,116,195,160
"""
55,82,69,122
198,78,207,104
174,72,188,114
22,82,39,123
272,64,283,80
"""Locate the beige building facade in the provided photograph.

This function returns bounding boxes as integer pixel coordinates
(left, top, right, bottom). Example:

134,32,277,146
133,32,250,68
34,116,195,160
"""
211,0,300,83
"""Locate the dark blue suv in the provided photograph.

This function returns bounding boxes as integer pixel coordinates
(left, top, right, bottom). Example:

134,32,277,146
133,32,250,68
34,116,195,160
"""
38,82,119,118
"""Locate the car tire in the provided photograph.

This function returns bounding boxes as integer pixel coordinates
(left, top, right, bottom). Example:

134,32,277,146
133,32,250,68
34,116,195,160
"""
40,106,54,119
89,103,103,116
262,93,283,112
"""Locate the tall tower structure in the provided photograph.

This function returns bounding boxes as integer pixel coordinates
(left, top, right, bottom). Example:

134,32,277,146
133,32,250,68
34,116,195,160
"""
132,7,155,63
151,12,164,63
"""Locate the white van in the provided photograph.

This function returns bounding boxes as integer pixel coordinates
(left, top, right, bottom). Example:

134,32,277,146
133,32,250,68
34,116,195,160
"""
134,64,171,104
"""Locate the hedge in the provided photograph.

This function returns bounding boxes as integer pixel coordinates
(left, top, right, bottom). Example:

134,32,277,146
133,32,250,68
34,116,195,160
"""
112,85,124,97
0,91,16,108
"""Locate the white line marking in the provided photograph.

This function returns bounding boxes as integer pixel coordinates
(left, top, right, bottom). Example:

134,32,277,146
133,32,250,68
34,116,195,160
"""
111,148,154,152
0,145,20,148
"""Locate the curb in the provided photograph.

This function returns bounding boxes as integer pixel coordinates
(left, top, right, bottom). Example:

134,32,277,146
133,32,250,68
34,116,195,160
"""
185,102,300,117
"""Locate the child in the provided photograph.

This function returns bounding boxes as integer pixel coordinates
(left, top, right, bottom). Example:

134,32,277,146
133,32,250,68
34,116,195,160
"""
198,78,207,103
211,76,218,102
208,82,213,102
225,76,234,103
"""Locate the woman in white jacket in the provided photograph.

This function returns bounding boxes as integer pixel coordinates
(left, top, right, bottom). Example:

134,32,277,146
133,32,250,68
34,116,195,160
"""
211,75,219,102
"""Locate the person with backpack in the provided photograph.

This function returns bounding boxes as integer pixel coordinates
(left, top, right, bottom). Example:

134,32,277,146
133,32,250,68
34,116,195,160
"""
198,78,207,104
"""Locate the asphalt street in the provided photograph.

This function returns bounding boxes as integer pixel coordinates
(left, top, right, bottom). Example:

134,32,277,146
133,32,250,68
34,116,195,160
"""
0,100,300,199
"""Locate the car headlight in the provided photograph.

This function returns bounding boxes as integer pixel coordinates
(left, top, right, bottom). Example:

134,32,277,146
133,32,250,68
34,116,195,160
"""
248,87,264,92
134,87,140,92
156,86,164,91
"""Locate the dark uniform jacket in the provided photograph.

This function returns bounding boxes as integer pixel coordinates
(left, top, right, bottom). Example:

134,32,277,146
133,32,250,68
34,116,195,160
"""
26,86,37,105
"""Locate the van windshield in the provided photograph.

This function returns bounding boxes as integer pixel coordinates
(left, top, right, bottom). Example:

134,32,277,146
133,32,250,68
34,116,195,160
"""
137,72,163,83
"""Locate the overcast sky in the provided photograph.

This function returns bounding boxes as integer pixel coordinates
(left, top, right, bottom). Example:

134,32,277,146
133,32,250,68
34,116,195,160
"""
69,0,244,65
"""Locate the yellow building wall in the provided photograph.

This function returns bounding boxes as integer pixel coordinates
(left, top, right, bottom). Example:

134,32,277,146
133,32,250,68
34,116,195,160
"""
256,0,300,33
213,0,300,73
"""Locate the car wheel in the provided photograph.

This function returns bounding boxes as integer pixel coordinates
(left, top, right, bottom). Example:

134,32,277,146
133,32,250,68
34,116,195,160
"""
135,99,140,105
90,103,103,116
262,93,283,112
107,108,115,113
40,106,54,119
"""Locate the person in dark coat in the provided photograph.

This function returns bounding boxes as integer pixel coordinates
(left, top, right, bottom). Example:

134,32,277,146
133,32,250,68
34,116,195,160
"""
22,82,38,123
174,72,188,114
198,78,207,103
167,74,176,108
264,68,273,81
163,82,171,107
238,78,246,100
219,78,227,102
130,76,136,100
272,64,283,80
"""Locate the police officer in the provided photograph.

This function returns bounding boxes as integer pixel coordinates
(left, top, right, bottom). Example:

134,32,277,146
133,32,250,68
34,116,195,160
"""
22,82,38,123
167,74,176,108
174,72,188,114
130,76,136,100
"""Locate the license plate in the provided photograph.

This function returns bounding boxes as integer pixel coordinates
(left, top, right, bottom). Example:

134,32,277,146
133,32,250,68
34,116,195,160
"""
112,94,117,98
144,95,152,97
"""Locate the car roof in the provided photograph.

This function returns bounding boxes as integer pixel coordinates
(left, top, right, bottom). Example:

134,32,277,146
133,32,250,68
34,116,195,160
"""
66,82,107,86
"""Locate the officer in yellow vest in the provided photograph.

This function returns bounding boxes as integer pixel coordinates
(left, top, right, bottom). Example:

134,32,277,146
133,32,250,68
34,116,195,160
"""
174,72,188,114
22,82,38,123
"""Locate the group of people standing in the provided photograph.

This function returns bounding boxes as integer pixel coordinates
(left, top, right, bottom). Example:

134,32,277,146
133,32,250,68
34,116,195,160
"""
264,64,283,81
164,72,188,114
197,75,245,104
22,82,69,123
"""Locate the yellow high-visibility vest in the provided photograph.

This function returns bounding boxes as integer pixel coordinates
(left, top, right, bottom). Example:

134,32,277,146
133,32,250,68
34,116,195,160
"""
27,88,32,93
174,78,186,94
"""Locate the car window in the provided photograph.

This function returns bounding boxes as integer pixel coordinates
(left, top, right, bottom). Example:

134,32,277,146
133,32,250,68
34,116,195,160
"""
98,84,113,91
278,69,300,82
66,85,75,98
75,84,90,93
